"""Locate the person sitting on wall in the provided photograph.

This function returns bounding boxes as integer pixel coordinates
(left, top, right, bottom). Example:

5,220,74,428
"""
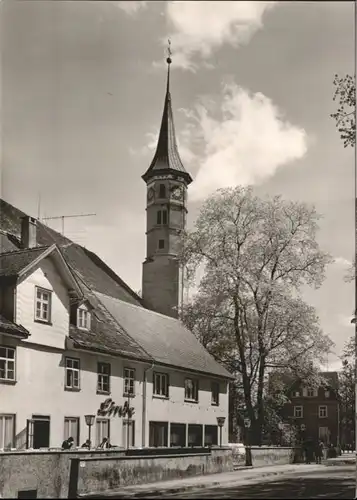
98,437,112,449
62,437,74,450
81,439,91,449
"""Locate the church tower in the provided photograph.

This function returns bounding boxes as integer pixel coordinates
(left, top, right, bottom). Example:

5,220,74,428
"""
142,48,193,319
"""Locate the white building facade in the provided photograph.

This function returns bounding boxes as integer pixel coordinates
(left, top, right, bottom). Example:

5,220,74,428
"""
0,227,231,452
0,54,232,452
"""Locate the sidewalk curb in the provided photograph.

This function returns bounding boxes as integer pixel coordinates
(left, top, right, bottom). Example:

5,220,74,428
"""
83,465,323,498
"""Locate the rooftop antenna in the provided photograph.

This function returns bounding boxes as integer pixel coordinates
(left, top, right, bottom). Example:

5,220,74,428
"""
37,193,41,221
42,213,96,236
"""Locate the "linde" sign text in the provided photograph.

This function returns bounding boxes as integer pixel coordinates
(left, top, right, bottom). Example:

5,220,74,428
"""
97,398,135,418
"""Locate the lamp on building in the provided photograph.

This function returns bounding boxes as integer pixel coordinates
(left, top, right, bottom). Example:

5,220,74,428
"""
85,414,95,449
216,417,226,447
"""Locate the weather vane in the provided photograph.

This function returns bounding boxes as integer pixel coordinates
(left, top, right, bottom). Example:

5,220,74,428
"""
167,39,172,64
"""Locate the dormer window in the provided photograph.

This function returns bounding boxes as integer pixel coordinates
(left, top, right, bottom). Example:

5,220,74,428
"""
35,287,52,323
77,306,91,330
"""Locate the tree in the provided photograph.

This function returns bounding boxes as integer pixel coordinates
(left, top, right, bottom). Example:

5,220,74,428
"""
331,74,356,148
180,186,334,445
339,335,355,447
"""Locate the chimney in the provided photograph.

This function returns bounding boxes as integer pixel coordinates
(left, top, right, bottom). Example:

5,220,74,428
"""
21,216,37,248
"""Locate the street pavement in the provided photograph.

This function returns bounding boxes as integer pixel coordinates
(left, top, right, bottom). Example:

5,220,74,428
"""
163,465,355,499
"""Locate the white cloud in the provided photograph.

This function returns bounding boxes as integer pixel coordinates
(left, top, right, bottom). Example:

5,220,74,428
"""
115,1,148,16
165,1,277,70
333,256,352,268
184,83,307,201
337,314,354,328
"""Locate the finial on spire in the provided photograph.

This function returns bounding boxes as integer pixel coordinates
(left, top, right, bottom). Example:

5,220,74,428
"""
166,39,172,65
166,39,172,93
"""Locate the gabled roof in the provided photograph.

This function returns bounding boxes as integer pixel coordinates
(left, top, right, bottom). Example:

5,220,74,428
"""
0,244,83,299
95,291,233,380
0,199,142,307
142,61,192,185
0,314,30,338
269,370,339,392
0,246,50,277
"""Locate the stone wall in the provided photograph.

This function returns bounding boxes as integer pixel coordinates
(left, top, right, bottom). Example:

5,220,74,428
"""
76,447,233,496
0,447,232,498
0,449,126,499
247,446,295,467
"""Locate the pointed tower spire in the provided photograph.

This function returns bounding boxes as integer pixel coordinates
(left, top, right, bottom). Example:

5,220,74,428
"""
142,41,193,185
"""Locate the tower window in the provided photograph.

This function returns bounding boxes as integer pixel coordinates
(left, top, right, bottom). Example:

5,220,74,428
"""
157,210,168,225
158,239,165,249
159,184,166,198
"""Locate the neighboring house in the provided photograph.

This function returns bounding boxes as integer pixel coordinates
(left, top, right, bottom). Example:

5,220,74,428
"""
0,57,233,451
281,372,340,446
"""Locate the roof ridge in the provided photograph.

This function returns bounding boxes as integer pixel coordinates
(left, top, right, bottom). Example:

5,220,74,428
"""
94,290,180,323
0,245,50,256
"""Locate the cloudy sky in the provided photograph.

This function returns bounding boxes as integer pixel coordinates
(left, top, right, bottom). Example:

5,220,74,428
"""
1,1,354,369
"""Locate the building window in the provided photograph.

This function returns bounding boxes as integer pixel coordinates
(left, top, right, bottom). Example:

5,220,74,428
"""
96,419,110,446
0,414,15,450
35,287,52,323
319,405,328,418
325,390,330,398
77,307,91,330
307,388,318,397
65,357,80,390
170,423,186,447
157,210,168,225
123,420,135,448
97,363,110,394
0,346,15,382
153,372,169,398
292,391,300,397
184,378,199,402
158,184,166,198
64,417,80,446
293,406,303,418
149,421,168,447
158,239,165,250
124,367,135,396
188,424,203,447
204,425,218,447
211,382,220,406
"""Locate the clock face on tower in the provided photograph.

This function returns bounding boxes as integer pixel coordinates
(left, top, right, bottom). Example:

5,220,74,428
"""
171,185,183,201
147,188,155,202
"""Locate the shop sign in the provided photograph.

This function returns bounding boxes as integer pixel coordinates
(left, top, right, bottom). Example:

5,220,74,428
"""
97,398,135,418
